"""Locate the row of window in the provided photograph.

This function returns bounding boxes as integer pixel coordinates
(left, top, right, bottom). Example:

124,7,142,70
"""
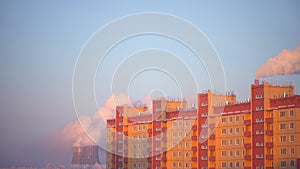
172,121,192,127
280,110,294,118
281,160,296,168
280,122,294,130
221,161,244,168
221,115,244,123
281,147,295,155
280,135,295,142
221,150,244,157
172,151,191,158
221,138,244,146
222,127,244,134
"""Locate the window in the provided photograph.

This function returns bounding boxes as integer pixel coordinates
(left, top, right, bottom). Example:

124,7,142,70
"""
280,123,286,130
202,156,208,160
236,162,240,168
185,163,189,168
256,118,263,122
201,134,208,139
256,167,263,169
156,156,161,160
256,142,263,146
185,142,189,148
280,111,286,118
156,127,161,131
222,118,226,123
201,145,208,149
290,147,295,154
156,108,161,111
155,147,161,151
229,151,233,157
229,162,233,168
281,148,287,155
185,152,189,158
236,150,240,156
222,129,226,135
185,121,189,127
256,154,264,158
236,116,239,122
202,113,208,117
256,106,263,111
222,162,226,168
229,117,233,123
178,162,182,167
202,123,208,128
290,123,294,129
290,135,295,142
222,151,226,157
229,128,233,134
256,94,263,99
290,160,295,167
229,139,233,145
222,140,226,146
281,161,287,168
290,110,294,117
178,131,182,137
178,152,182,157
202,102,207,106
236,139,239,145
236,127,239,134
281,136,287,142
143,125,146,130
173,121,177,127
173,131,177,137
256,130,263,134
173,152,177,157
179,121,182,126
173,162,176,167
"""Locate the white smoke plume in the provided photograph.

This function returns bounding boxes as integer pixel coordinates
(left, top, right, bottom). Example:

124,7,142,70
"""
256,45,300,78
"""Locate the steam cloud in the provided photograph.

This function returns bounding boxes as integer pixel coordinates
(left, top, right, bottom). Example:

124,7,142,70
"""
255,45,300,78
56,93,145,147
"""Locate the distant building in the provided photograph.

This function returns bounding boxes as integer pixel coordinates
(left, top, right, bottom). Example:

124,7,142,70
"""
106,80,300,169
71,145,100,165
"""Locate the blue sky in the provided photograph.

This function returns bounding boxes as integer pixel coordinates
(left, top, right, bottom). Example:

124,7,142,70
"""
0,0,300,167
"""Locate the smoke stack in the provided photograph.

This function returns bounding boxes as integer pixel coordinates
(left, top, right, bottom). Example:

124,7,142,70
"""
71,145,100,165
254,78,259,85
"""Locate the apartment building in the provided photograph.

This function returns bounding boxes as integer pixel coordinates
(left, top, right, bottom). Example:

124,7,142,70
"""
106,80,300,169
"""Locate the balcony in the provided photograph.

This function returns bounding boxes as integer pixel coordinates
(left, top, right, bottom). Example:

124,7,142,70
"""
244,119,251,125
244,155,251,161
209,134,215,140
192,146,197,152
266,117,273,123
244,143,251,149
192,136,197,141
266,154,273,160
192,125,197,130
266,130,273,136
209,156,216,161
209,145,215,151
266,142,273,148
191,157,197,162
244,131,251,137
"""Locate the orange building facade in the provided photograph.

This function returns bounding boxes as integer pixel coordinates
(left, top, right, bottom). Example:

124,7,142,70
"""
106,80,300,169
